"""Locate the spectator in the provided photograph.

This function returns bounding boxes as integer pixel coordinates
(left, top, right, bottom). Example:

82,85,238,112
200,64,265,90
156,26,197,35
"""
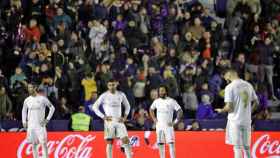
69,106,93,131
182,85,198,118
162,68,179,98
258,36,277,99
133,107,149,130
10,67,27,89
0,86,12,120
89,20,107,58
186,120,201,131
187,17,205,41
232,53,246,78
54,96,72,120
39,77,58,99
196,94,216,120
254,85,271,120
0,69,8,89
81,72,97,102
176,121,186,131
52,8,72,29
23,19,41,43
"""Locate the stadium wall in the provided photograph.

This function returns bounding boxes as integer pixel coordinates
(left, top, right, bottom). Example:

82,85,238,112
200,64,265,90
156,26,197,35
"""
0,131,279,158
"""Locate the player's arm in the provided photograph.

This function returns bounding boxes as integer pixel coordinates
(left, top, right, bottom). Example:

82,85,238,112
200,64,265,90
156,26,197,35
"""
92,94,110,121
216,85,234,113
215,102,234,113
172,100,183,125
121,93,131,122
149,101,157,123
174,109,183,124
22,100,28,128
43,97,55,126
45,98,55,121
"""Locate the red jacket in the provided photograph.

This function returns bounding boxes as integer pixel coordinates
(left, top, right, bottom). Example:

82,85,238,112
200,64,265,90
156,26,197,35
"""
24,26,41,42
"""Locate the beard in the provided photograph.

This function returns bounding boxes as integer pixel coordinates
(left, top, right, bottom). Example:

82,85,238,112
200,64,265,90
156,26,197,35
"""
159,94,167,98
225,78,231,84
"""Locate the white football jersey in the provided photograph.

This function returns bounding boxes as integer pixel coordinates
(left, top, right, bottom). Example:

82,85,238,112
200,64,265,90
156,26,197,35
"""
92,91,130,120
150,97,181,125
224,79,258,126
22,95,55,128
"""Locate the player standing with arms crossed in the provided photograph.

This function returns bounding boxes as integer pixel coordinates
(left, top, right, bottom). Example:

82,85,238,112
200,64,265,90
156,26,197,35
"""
150,85,183,158
22,83,55,158
92,79,132,158
216,69,259,158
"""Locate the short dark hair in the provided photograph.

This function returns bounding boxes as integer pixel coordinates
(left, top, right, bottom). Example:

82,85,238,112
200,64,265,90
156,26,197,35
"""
107,78,117,83
159,85,168,92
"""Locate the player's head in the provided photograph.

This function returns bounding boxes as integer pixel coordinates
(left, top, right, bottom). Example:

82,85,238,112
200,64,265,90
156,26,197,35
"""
27,82,38,95
107,78,118,93
158,85,168,98
223,69,239,83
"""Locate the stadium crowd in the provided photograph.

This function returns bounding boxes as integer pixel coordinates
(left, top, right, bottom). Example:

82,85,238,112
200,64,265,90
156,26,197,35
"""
0,0,280,130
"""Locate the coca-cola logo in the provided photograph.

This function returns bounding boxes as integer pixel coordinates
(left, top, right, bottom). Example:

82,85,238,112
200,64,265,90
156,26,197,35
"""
17,134,96,158
252,134,280,158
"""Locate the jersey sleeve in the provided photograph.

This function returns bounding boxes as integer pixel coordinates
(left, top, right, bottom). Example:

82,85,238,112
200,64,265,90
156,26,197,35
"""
172,99,182,111
150,100,157,110
22,99,28,124
92,93,105,119
224,85,233,103
43,97,55,120
121,92,131,116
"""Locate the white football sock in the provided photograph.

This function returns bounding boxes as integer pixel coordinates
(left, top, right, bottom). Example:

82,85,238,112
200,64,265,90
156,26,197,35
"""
32,144,39,158
169,143,176,158
42,143,48,158
106,144,113,158
123,144,132,158
243,146,251,158
158,144,165,158
234,146,242,158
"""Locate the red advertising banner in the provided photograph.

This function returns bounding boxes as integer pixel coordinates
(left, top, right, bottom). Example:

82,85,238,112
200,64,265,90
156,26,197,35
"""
0,131,279,158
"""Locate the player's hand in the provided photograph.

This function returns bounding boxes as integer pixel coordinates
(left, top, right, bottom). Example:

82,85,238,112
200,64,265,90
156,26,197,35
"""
152,119,157,124
40,119,49,127
118,117,126,123
215,109,223,113
104,116,112,121
23,123,27,129
168,122,174,127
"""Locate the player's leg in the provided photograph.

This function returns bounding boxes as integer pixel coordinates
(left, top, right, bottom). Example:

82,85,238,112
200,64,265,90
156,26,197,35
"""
226,122,242,158
106,139,113,158
166,127,176,158
28,128,39,158
104,122,114,158
121,136,132,158
233,146,242,158
41,142,49,158
243,146,250,158
118,123,132,158
168,143,176,158
241,126,251,158
38,128,48,158
158,142,165,158
32,143,39,158
157,127,165,158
